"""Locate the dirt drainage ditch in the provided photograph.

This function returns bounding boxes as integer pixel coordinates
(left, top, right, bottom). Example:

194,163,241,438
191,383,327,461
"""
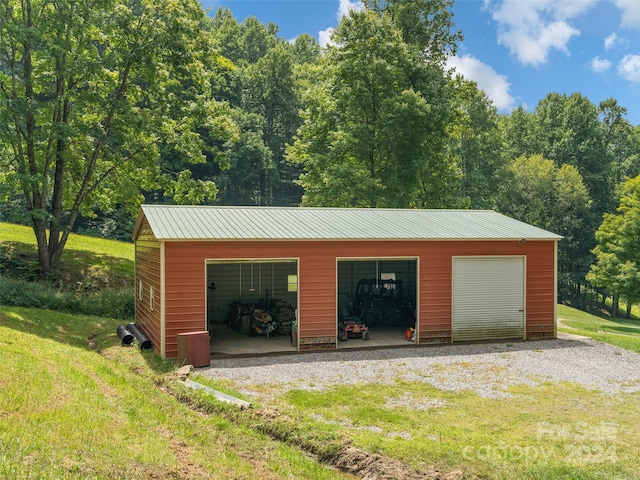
168,368,465,480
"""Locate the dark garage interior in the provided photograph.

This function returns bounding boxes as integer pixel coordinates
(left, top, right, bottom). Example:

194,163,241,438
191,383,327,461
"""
205,258,417,356
206,260,299,356
337,258,417,346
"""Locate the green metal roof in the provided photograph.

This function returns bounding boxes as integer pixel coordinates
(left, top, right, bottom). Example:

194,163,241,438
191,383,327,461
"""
135,205,562,241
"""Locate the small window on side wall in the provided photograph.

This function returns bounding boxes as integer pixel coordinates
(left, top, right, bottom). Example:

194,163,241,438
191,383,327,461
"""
139,280,143,301
287,274,298,293
150,286,154,311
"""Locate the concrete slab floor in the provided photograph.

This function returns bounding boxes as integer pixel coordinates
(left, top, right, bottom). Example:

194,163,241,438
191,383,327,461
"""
209,323,416,357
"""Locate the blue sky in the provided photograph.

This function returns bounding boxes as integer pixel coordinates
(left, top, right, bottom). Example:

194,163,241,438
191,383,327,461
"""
203,0,640,125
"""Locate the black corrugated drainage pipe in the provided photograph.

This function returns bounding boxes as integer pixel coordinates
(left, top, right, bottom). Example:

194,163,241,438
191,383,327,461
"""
116,325,134,345
127,323,153,350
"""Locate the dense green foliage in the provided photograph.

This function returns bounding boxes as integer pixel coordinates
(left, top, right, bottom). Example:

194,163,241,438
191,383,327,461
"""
0,277,134,318
587,176,640,317
1,0,639,312
496,155,592,295
0,0,237,277
287,5,458,207
207,9,314,206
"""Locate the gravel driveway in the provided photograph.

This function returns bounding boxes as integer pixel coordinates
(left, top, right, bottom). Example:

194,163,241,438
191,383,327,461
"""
201,333,640,400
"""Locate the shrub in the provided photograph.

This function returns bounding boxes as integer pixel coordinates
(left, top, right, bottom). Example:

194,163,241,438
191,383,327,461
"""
0,277,134,319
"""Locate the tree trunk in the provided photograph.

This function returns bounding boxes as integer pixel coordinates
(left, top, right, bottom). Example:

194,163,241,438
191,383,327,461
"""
32,219,51,279
51,206,81,267
48,50,71,266
22,0,52,279
612,294,619,318
48,143,65,264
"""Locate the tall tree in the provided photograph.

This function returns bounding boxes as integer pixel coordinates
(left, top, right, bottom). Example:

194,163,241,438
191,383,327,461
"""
495,154,592,297
0,0,236,277
599,98,636,187
242,43,302,205
214,110,273,205
628,125,640,180
291,33,321,66
587,175,640,317
447,77,504,208
365,0,462,63
287,4,459,207
210,9,277,67
535,93,610,214
285,33,323,205
500,106,540,161
529,93,612,300
208,10,308,205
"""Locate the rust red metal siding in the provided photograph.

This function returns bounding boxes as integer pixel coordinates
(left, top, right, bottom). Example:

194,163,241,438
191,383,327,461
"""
154,239,556,358
420,241,556,341
134,218,162,352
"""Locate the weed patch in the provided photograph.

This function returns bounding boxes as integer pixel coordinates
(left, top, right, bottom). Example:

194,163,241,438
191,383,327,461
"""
0,277,134,319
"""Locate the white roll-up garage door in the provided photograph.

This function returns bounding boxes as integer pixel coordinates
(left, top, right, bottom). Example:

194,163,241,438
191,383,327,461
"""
452,256,525,342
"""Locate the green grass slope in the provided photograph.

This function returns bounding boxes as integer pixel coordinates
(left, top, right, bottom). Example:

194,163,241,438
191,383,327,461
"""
0,307,349,479
558,304,640,353
0,222,135,318
0,221,134,284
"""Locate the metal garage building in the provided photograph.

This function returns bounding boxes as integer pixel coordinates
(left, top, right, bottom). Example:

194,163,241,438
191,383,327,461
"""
133,205,561,359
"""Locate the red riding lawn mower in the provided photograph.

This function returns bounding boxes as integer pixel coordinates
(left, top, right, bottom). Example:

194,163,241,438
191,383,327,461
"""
338,296,370,341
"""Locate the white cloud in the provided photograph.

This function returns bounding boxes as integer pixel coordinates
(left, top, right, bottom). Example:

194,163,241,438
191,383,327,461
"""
446,55,515,111
338,0,363,19
591,56,612,72
612,0,640,29
318,0,363,48
618,54,640,82
487,0,597,66
318,28,334,48
604,33,618,50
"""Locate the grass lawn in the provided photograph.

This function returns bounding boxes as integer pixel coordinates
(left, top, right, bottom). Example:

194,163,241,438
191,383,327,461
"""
200,305,640,479
0,222,134,286
558,304,640,353
271,383,638,479
213,362,640,479
0,306,353,480
0,222,134,261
